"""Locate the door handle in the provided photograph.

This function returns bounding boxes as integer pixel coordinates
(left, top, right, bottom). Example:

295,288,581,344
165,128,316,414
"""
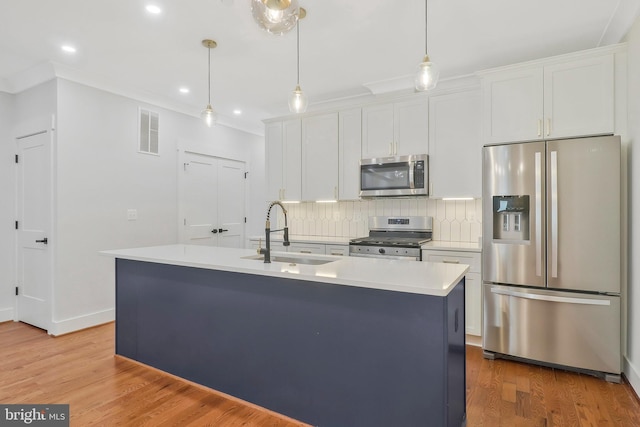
218,228,229,233
211,229,218,234
36,238,48,244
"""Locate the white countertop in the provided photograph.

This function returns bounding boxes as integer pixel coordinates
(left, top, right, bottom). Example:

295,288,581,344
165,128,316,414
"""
102,244,469,297
422,240,482,253
248,234,351,245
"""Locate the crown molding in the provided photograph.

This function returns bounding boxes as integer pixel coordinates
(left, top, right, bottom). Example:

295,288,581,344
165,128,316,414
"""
4,61,264,137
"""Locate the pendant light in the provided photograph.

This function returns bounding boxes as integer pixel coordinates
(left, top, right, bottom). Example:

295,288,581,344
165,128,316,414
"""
201,39,217,127
288,8,308,114
415,0,439,91
251,0,300,35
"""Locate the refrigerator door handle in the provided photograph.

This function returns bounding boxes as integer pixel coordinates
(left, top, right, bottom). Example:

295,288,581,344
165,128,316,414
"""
535,152,542,277
550,150,559,278
490,287,611,306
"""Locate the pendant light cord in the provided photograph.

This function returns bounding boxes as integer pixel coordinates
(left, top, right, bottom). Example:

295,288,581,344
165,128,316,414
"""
207,47,212,104
424,0,428,56
296,20,300,85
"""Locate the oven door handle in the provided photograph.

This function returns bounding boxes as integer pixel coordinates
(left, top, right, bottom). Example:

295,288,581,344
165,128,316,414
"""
349,252,420,261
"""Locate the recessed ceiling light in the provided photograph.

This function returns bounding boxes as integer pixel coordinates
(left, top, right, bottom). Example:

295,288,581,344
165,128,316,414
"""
179,87,190,94
233,109,242,115
61,45,77,54
145,4,162,14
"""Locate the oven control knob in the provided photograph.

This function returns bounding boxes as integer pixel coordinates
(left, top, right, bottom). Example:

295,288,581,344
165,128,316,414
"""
379,248,385,254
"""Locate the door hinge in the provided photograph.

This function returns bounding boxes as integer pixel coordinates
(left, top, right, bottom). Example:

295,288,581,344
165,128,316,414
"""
15,221,18,230
244,217,247,223
15,154,19,163
244,172,248,179
15,287,18,296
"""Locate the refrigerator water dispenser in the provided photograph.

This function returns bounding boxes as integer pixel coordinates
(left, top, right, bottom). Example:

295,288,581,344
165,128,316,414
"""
492,196,530,241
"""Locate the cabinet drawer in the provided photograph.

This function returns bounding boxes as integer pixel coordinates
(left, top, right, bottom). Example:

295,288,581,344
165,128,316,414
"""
287,243,326,255
326,245,349,256
423,251,481,273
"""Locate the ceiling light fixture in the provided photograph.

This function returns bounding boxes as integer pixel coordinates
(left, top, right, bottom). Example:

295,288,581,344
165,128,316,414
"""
415,0,439,91
179,87,190,94
251,0,300,35
145,4,162,14
288,8,307,114
233,109,242,115
201,39,218,127
61,45,76,54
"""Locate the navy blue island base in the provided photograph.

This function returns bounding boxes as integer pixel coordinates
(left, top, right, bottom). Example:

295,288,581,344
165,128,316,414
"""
115,258,466,427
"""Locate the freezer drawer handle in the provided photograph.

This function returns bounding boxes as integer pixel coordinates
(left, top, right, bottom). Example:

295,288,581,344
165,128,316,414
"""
490,287,610,306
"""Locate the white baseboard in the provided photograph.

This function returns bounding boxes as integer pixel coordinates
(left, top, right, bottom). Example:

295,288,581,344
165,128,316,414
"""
0,307,14,323
465,334,482,347
48,308,115,336
624,355,640,396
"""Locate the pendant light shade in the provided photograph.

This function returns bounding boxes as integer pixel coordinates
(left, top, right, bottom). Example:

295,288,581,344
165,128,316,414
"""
289,9,307,114
415,0,438,91
251,0,300,35
201,39,217,127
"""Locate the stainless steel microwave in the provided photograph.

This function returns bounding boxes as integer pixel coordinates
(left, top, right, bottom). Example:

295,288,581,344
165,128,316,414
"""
360,154,429,197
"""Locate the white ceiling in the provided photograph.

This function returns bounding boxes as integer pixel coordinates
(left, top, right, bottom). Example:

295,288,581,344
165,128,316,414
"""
1,0,639,134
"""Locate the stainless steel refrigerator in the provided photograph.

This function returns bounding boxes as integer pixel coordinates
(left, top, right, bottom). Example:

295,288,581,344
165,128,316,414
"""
482,135,621,381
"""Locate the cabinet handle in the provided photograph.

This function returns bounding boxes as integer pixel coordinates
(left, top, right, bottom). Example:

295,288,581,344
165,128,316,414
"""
334,186,338,199
330,251,344,256
394,142,398,155
389,142,393,156
299,250,312,254
442,259,460,264
537,119,542,137
546,118,551,136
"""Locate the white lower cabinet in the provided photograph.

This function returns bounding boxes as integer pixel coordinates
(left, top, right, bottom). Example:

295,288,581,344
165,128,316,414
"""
423,249,482,337
248,239,348,256
287,242,326,255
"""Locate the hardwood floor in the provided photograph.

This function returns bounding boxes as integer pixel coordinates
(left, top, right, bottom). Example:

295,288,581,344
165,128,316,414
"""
1,321,639,426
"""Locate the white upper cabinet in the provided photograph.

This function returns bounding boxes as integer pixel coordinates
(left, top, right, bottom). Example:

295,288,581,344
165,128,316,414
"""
481,53,614,144
302,113,339,201
429,88,482,198
362,97,428,158
265,119,301,202
265,121,283,201
338,108,362,200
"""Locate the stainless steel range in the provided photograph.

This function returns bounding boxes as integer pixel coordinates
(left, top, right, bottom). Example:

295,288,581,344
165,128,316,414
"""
349,216,433,260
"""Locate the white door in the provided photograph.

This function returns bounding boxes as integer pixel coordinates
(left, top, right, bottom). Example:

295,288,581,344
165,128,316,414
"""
217,159,245,248
16,130,52,331
179,152,245,248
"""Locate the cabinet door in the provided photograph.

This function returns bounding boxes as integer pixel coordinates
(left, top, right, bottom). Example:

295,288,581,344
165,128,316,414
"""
481,67,543,144
544,55,614,139
339,108,362,200
302,113,339,201
428,89,481,198
394,97,428,156
282,119,302,201
362,103,394,158
265,122,283,201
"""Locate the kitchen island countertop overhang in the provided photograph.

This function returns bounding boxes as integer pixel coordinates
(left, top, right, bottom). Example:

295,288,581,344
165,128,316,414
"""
101,244,470,297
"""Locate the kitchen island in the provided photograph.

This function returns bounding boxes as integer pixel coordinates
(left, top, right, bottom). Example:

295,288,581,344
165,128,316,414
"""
102,244,469,427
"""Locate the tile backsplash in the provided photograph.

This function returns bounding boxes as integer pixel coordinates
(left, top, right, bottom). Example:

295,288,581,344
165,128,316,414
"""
274,198,482,243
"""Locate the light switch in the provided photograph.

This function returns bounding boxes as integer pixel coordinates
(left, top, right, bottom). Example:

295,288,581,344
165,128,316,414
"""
127,209,138,221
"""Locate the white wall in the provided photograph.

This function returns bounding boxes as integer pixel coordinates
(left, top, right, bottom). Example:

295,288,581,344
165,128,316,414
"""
0,92,15,321
624,17,640,393
50,79,264,334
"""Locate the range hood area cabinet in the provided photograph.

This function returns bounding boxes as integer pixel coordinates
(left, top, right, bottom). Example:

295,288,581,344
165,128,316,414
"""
478,46,621,145
361,97,428,158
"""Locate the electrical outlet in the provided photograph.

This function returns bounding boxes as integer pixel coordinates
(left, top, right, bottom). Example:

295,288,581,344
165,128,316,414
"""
127,209,138,221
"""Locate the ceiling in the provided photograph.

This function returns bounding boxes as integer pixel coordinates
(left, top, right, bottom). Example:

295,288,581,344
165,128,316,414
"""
1,0,639,135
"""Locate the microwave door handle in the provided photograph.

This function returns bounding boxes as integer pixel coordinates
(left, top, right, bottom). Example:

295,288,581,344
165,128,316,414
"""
408,161,415,189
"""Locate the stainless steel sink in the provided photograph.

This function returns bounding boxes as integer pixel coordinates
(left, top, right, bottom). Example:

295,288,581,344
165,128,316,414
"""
241,254,336,266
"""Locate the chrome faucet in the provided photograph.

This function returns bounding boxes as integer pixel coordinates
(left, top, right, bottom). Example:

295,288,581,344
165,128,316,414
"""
258,201,290,263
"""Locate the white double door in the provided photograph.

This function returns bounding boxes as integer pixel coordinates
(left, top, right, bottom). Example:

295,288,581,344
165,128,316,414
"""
179,152,245,248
